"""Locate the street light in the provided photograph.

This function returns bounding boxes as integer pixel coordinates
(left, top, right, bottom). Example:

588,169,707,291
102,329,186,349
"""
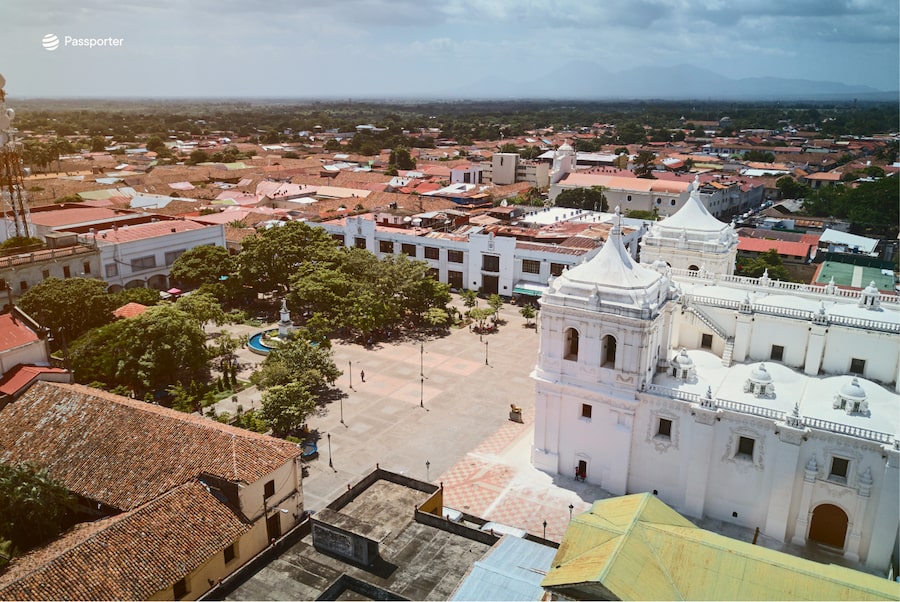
568,504,574,521
426,460,430,481
339,394,344,425
420,342,424,377
420,376,424,408
484,340,489,366
327,433,333,470
349,360,353,390
543,520,547,539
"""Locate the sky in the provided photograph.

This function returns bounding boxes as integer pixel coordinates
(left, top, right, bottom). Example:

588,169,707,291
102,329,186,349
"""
1,0,898,98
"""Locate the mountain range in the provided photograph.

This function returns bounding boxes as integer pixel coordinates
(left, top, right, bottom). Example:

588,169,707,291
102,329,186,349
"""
450,62,894,101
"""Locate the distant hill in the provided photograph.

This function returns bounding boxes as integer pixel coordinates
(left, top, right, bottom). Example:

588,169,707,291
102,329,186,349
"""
449,62,892,101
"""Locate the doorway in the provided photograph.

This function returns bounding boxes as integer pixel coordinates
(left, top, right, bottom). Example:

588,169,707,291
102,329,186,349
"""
808,504,848,549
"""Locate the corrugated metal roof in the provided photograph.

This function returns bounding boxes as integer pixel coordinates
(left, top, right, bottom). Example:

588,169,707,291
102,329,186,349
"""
451,536,557,601
542,494,899,601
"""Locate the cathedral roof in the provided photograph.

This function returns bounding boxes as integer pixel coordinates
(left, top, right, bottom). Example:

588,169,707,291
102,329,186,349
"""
649,176,733,241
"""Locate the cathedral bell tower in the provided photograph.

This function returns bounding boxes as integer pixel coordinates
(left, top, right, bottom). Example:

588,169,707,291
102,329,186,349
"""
532,208,676,494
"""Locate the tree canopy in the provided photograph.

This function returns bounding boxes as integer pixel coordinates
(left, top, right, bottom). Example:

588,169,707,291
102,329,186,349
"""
801,176,899,237
258,382,317,437
169,244,235,289
238,221,340,294
555,186,609,212
69,303,209,398
18,277,115,341
736,249,792,282
288,247,450,339
0,462,76,557
251,335,341,393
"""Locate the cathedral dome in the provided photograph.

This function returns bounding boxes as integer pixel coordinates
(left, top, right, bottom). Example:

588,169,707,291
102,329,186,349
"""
839,377,866,401
647,176,735,244
546,207,666,315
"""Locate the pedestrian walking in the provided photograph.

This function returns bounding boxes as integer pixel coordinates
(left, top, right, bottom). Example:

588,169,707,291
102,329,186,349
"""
360,370,366,382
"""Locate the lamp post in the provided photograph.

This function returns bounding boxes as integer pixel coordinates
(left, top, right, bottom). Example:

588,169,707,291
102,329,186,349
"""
327,433,333,469
568,504,574,521
420,376,424,408
426,460,430,481
484,340,489,366
349,360,353,390
420,342,424,377
339,395,344,425
543,520,547,539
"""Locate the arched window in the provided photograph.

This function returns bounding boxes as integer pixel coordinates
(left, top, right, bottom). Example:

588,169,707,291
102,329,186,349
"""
670,199,677,206
655,197,662,205
564,328,579,361
626,194,632,202
688,264,700,272
601,334,617,367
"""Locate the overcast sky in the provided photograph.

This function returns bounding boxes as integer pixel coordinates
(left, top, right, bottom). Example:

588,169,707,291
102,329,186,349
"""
2,0,898,98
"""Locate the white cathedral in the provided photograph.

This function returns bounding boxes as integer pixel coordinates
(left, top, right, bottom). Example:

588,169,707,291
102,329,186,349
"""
532,178,899,573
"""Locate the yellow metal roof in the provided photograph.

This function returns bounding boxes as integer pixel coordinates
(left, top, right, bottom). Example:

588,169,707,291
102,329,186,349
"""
542,493,900,601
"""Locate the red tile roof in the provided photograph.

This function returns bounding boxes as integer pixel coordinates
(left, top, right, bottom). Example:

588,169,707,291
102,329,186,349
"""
0,365,68,397
0,382,302,511
738,237,812,258
0,313,40,352
0,480,250,601
113,302,149,319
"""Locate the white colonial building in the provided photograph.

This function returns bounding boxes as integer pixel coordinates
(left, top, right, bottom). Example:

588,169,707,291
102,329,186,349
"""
532,198,900,573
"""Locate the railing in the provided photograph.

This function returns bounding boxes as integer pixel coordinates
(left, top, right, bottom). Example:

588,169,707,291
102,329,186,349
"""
682,293,900,334
668,267,898,305
646,383,896,445
685,305,729,340
716,398,785,420
0,245,96,269
802,416,894,444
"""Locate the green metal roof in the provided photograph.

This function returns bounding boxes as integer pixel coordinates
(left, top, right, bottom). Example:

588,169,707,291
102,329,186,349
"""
542,493,899,601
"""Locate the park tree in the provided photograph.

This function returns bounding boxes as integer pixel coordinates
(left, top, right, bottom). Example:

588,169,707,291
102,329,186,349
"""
555,186,608,212
18,277,115,343
519,305,536,328
0,462,77,555
258,382,317,437
109,286,162,308
460,289,478,309
775,175,809,200
69,304,209,397
498,143,519,154
175,291,228,329
488,294,503,319
251,335,341,394
169,244,235,289
238,220,339,294
633,151,657,179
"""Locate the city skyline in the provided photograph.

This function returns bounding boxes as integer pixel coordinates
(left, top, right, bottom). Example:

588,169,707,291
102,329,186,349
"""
2,0,898,99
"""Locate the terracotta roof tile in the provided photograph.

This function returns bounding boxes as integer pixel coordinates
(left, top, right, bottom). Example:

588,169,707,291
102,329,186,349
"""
0,365,68,397
0,481,249,601
113,302,148,319
0,382,302,511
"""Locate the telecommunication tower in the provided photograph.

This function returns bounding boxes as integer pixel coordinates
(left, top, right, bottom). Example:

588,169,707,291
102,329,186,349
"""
0,73,32,239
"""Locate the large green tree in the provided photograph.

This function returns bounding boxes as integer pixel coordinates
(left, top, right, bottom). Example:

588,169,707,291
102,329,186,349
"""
251,335,341,393
555,186,609,212
258,382,317,437
736,249,792,282
388,146,416,170
169,244,235,289
69,304,209,397
238,221,339,294
18,278,115,342
633,151,657,179
0,462,77,555
288,248,450,339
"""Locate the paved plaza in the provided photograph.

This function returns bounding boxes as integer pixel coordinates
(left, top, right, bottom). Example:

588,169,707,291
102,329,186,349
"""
213,298,608,542
210,297,866,565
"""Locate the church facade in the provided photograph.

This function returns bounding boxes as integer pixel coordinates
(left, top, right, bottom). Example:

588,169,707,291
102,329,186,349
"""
532,180,900,573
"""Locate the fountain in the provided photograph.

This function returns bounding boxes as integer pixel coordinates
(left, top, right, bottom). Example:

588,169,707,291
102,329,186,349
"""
248,299,294,355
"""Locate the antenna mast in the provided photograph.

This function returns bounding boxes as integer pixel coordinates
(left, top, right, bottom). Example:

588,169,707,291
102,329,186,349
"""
0,73,32,239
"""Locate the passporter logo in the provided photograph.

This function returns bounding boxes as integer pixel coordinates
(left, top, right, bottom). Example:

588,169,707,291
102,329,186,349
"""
41,34,124,51
42,34,59,51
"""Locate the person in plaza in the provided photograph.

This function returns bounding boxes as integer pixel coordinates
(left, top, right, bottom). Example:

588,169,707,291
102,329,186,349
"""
360,369,365,382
